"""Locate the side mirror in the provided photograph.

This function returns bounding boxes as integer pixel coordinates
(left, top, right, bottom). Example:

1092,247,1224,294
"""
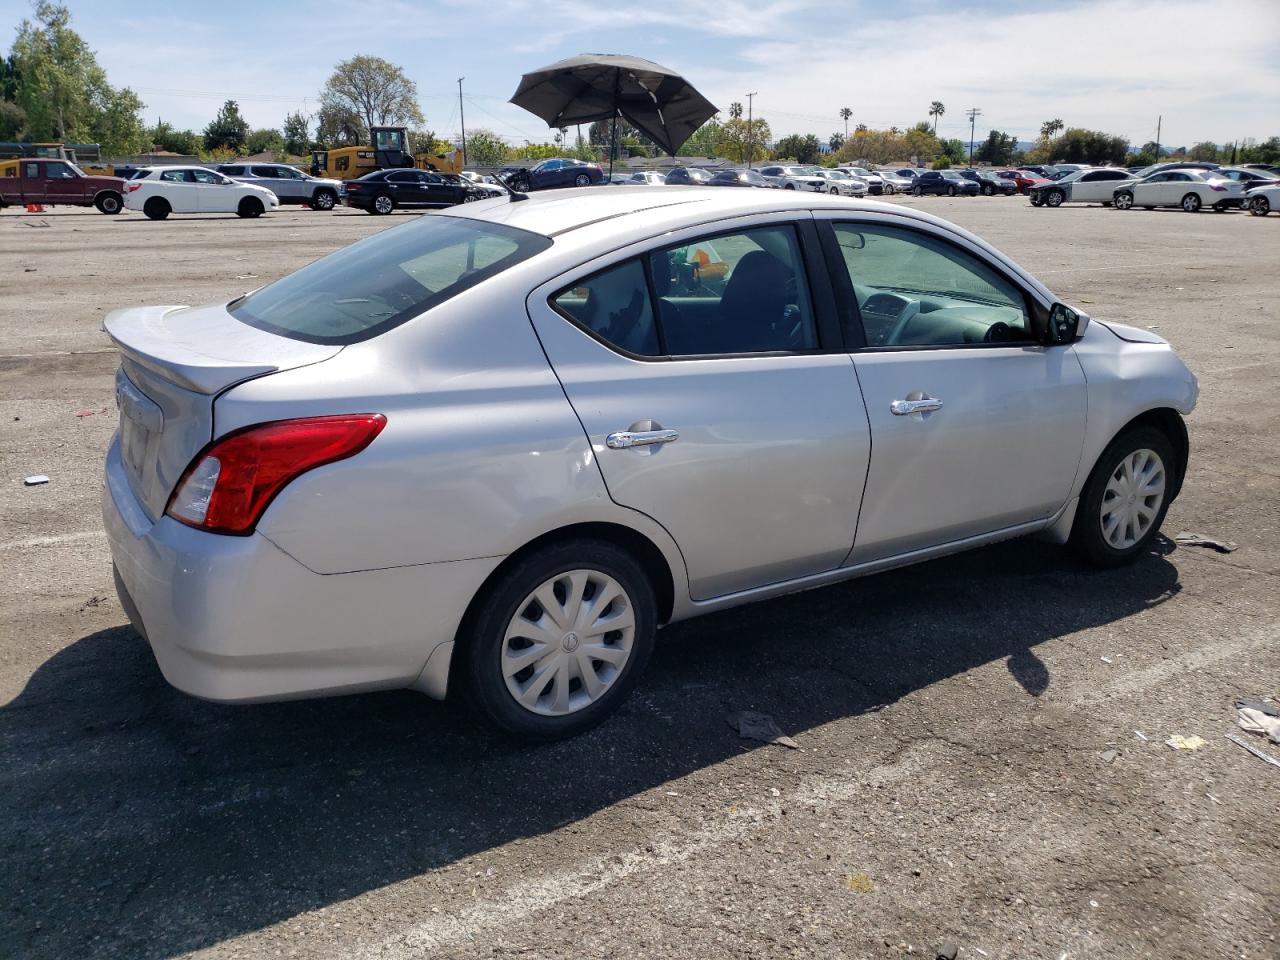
1046,302,1089,345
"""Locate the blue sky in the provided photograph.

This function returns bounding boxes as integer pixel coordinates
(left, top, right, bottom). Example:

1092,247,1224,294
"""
4,0,1277,148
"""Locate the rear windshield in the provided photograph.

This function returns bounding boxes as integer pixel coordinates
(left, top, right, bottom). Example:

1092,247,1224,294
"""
229,217,552,345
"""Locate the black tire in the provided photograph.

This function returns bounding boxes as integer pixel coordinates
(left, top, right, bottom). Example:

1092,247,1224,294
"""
784,183,795,190
1070,426,1177,569
459,539,657,740
1029,193,1045,207
1046,189,1065,208
312,188,337,211
884,184,895,195
828,186,839,194
947,185,957,196
514,177,533,193
574,173,591,187
95,192,122,215
370,193,394,215
1181,192,1201,213
1212,202,1228,212
237,197,264,218
912,185,923,197
143,197,170,221
1250,196,1271,216
1113,191,1133,210
982,184,993,196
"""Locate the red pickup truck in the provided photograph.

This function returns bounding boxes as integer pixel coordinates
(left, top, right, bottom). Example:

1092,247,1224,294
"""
0,157,126,214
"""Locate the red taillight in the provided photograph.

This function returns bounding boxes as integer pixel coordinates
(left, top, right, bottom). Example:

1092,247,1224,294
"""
126,183,141,192
166,414,387,535
346,182,361,190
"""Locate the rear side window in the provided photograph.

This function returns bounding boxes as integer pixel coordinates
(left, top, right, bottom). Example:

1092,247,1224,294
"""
160,169,190,182
229,217,552,345
251,166,278,177
221,166,245,176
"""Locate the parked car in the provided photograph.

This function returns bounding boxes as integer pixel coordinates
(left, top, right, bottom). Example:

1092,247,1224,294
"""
1019,165,1061,179
621,171,667,185
498,158,604,191
344,169,483,214
996,170,1048,193
1212,167,1279,189
1113,170,1244,212
910,170,980,196
875,170,914,193
810,169,868,196
1049,163,1091,175
840,166,886,195
957,170,1018,196
1029,168,1135,207
123,166,279,220
1128,161,1219,180
1244,183,1280,216
665,166,715,185
102,189,1197,739
459,171,507,198
707,169,777,188
0,157,125,213
216,164,344,210
758,165,827,191
1240,163,1280,176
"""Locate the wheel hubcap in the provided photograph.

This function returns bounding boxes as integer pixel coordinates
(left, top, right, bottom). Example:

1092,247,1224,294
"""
1100,448,1166,550
502,569,635,716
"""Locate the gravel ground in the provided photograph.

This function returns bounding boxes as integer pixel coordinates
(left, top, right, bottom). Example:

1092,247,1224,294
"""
1,196,1278,960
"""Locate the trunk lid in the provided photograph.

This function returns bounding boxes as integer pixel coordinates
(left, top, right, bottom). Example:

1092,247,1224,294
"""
105,303,341,521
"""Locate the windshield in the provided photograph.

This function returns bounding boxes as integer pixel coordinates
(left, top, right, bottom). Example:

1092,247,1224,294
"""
229,217,552,345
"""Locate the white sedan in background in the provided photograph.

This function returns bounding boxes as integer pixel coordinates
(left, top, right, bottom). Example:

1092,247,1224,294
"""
811,169,868,196
1029,167,1135,207
1245,184,1280,216
124,166,280,220
757,165,827,192
1113,170,1244,213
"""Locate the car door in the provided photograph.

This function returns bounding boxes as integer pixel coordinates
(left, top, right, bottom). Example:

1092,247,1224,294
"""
157,168,198,212
1079,170,1124,202
42,161,85,203
385,170,421,203
816,213,1087,564
417,170,459,206
249,165,289,201
187,167,230,212
527,217,871,600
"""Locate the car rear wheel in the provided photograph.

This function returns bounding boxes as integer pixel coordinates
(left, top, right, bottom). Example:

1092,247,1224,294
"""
371,194,394,215
1181,192,1201,212
237,197,264,218
1045,189,1065,207
947,185,957,196
573,173,591,187
312,189,337,211
828,186,840,194
981,184,994,196
1250,196,1271,216
1070,426,1175,568
460,539,657,739
143,197,170,221
1113,191,1133,210
95,192,122,215
912,185,923,197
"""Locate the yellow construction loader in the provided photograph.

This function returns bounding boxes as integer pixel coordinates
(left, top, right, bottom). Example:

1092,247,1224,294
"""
310,126,462,180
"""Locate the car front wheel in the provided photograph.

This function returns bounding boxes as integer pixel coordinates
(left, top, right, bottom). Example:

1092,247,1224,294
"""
912,186,923,197
143,197,170,220
1113,191,1133,210
237,197,264,218
1070,427,1175,568
1251,196,1272,216
460,539,657,739
312,189,337,210
1045,189,1065,207
883,184,895,195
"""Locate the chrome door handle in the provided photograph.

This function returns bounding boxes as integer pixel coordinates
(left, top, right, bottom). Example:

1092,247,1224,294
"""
890,397,943,416
606,429,679,449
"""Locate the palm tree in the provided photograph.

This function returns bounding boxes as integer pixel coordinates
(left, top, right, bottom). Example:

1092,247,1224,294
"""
1040,118,1064,139
929,101,945,135
839,106,852,138
729,101,743,120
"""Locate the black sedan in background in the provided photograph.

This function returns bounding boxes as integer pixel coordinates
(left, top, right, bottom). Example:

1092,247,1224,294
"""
665,166,715,185
910,170,981,196
958,169,1018,196
707,169,777,188
497,158,605,191
344,169,482,214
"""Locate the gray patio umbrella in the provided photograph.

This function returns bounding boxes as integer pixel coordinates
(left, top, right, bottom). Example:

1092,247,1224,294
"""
509,54,718,177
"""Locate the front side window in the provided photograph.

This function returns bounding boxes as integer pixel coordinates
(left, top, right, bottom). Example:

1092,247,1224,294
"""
45,162,76,179
388,171,417,182
230,218,551,345
251,166,279,178
191,169,226,184
160,169,190,183
831,222,1031,347
552,225,818,358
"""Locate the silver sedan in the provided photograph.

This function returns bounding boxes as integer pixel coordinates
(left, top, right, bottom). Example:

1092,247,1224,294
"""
103,187,1198,739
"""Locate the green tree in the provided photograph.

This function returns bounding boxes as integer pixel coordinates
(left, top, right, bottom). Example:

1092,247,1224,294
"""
202,99,249,152
1189,140,1219,161
0,99,27,139
589,117,654,161
9,2,146,154
512,142,563,161
839,106,852,138
1239,136,1280,164
677,119,721,157
903,123,941,164
828,132,844,152
1046,128,1129,164
314,103,362,146
772,133,822,164
320,55,424,143
246,127,284,155
465,127,510,166
974,129,1018,166
728,101,743,120
928,101,945,135
716,115,771,163
282,110,310,155
940,138,967,163
147,120,200,155
1040,118,1064,139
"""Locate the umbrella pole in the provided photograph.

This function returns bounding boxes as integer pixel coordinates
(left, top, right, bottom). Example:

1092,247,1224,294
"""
609,110,617,180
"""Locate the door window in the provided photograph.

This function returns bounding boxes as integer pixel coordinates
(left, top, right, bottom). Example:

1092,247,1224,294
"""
160,169,192,182
551,225,818,358
44,162,77,179
251,166,279,178
388,171,418,182
831,223,1032,347
190,169,226,184
24,162,39,178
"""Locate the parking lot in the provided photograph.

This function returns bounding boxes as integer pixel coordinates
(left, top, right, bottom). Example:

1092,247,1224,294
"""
2,197,1278,960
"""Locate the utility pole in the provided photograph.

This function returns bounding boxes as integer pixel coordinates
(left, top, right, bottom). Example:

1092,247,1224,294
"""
966,107,982,164
458,77,467,167
746,91,758,169
1154,115,1161,160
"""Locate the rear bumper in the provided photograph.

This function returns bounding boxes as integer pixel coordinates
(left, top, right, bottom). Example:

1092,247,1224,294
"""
103,435,498,703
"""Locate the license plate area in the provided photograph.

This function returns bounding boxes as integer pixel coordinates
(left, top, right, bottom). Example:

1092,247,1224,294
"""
115,366,163,489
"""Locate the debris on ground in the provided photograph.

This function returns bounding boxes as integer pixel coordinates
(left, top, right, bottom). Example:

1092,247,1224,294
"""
1173,532,1237,553
1165,734,1207,751
1100,749,1119,763
1235,698,1279,718
844,872,874,893
1224,733,1280,770
75,409,94,418
1134,730,1149,741
23,475,49,486
1100,656,1113,664
726,711,798,749
1236,707,1280,745
935,942,958,960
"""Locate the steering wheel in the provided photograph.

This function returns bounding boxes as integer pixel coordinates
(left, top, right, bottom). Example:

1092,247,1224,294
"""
884,299,921,346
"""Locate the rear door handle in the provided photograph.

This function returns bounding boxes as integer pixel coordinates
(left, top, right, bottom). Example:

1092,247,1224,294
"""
890,397,943,416
606,429,679,449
